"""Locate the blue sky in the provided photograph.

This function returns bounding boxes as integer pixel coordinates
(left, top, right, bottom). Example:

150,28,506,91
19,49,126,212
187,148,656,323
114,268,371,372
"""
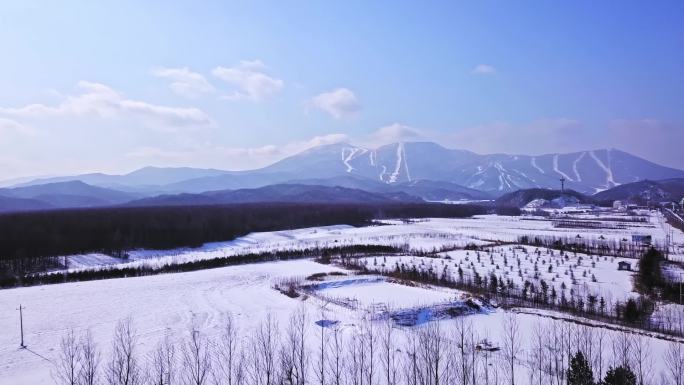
1,1,683,179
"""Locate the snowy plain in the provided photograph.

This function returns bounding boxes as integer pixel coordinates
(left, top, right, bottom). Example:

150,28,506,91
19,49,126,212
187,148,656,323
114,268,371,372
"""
1,210,684,384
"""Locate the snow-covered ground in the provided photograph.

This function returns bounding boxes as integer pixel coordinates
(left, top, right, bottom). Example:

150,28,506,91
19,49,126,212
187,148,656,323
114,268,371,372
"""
357,246,637,303
1,259,681,385
306,276,458,308
2,210,684,384
62,210,684,273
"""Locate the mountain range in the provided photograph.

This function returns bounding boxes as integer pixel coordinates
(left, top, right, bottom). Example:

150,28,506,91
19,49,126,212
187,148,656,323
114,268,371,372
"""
2,142,683,212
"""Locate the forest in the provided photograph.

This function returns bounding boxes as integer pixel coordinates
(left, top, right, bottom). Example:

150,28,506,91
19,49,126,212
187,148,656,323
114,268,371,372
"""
0,202,487,278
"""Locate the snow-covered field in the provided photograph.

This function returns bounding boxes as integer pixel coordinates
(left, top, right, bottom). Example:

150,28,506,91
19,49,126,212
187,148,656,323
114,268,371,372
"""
1,259,681,385
357,247,637,303
63,210,684,272
2,210,684,385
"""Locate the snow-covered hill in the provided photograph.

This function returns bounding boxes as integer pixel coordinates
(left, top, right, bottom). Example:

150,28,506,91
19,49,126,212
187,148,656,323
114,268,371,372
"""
11,142,684,196
259,142,684,194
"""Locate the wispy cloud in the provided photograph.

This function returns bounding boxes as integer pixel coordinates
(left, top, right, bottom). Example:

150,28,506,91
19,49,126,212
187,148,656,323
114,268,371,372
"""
471,64,497,75
151,67,214,98
0,118,35,136
0,81,214,131
355,123,425,147
125,133,349,170
212,60,284,102
308,88,360,119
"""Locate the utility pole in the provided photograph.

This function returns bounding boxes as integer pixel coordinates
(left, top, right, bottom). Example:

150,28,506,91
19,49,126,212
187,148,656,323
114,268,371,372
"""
17,304,25,348
559,177,566,193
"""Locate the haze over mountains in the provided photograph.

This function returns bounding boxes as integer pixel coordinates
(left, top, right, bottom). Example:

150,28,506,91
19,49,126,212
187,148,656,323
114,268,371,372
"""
2,141,683,212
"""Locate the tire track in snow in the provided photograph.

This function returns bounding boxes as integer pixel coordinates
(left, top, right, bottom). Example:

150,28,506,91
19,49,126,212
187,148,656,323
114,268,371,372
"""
553,154,574,181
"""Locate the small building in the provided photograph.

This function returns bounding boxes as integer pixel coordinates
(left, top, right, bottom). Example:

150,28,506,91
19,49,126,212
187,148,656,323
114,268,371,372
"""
613,200,624,209
632,234,652,245
617,261,631,271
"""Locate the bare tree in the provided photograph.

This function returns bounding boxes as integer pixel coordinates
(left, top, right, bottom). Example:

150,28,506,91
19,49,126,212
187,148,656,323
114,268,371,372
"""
610,330,632,369
361,318,377,385
107,319,142,385
327,323,344,385
454,319,470,385
418,322,450,385
215,314,244,385
279,310,307,385
502,314,521,385
54,329,80,385
631,334,653,385
149,334,175,385
402,329,420,385
593,327,607,382
347,330,362,385
380,316,399,385
79,330,100,385
180,328,212,385
249,314,279,385
665,341,684,385
528,321,546,385
314,314,327,385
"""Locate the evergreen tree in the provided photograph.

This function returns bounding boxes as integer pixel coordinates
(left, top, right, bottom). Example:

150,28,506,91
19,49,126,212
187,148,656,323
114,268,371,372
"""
601,366,636,385
567,351,594,385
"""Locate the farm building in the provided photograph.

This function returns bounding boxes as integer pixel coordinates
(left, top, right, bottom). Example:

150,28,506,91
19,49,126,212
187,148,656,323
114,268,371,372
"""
617,261,632,271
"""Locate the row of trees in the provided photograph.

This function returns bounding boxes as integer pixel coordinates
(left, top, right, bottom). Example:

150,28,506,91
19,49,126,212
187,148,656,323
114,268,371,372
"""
0,202,487,278
52,310,684,385
517,235,664,259
6,245,404,288
341,255,684,337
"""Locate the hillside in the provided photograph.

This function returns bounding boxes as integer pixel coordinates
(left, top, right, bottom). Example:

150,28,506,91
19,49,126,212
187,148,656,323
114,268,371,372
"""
593,178,684,205
125,184,424,207
12,142,684,196
495,188,593,208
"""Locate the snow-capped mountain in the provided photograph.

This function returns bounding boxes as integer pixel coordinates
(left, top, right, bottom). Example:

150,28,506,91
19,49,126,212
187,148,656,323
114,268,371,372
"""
11,142,684,196
257,142,684,194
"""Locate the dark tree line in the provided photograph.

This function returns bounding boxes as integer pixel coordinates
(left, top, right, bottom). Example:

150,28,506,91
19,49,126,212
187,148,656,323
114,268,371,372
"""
0,202,487,280
8,244,404,288
517,235,664,259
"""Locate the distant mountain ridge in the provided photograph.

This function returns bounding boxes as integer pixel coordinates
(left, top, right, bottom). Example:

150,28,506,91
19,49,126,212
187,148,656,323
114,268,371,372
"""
593,178,684,205
6,142,684,202
495,188,595,208
124,184,424,207
0,180,140,208
258,142,683,195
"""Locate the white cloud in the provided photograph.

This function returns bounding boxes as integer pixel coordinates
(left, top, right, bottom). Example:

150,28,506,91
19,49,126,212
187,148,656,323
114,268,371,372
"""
472,64,497,75
355,123,425,147
124,133,350,171
0,118,35,136
0,81,213,130
445,118,584,154
152,67,214,98
212,60,284,102
308,88,360,119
